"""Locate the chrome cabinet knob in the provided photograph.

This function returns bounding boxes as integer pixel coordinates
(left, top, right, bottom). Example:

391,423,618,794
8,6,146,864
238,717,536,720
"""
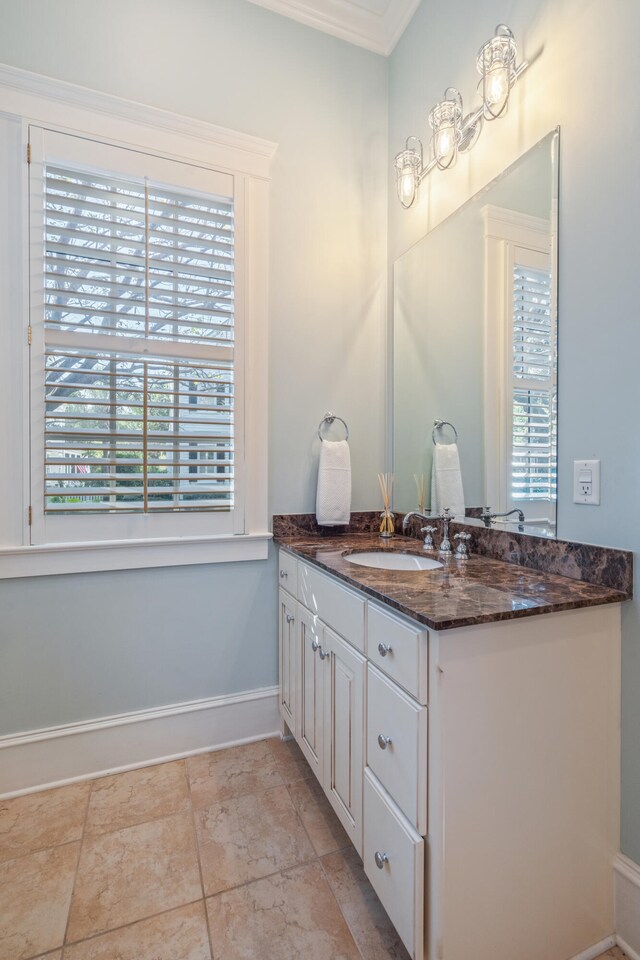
377,734,392,750
374,851,389,869
377,642,392,657
286,614,294,623
318,647,330,660
279,569,288,578
311,638,320,652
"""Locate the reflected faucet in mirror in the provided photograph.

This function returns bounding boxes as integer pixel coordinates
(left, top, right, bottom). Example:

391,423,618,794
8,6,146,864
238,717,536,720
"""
480,507,525,530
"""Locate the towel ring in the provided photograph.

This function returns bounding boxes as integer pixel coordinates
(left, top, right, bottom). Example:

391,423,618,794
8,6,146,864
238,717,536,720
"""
432,418,458,445
318,412,349,442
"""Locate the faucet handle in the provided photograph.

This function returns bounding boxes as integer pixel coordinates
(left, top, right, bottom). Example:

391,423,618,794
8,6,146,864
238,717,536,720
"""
454,532,471,559
420,525,437,550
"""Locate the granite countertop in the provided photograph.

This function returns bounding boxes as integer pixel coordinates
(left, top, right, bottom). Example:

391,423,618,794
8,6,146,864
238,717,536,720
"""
275,531,629,631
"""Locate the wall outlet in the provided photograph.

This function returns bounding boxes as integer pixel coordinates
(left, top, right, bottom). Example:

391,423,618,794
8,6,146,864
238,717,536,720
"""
573,459,600,505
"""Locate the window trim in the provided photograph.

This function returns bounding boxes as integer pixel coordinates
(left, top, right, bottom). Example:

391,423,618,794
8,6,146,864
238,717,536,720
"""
0,63,275,577
483,203,557,524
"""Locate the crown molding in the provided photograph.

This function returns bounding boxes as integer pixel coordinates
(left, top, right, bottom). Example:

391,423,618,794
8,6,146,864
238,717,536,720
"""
0,63,278,177
245,0,421,55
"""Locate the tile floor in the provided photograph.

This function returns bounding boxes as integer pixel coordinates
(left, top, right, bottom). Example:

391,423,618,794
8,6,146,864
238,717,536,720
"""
0,737,629,960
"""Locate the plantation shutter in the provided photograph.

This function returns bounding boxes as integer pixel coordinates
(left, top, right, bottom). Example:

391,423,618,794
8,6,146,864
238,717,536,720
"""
511,263,557,504
41,162,235,515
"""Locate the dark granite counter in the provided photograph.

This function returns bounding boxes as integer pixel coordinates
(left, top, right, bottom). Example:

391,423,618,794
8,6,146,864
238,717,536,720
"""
274,530,630,631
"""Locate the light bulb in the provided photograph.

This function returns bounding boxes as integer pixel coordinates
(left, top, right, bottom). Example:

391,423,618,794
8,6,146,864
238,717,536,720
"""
487,65,509,106
435,125,453,163
400,167,416,204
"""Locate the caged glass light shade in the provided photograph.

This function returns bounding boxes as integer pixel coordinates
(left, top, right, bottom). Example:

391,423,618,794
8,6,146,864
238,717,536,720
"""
477,24,517,120
429,88,463,170
394,138,423,208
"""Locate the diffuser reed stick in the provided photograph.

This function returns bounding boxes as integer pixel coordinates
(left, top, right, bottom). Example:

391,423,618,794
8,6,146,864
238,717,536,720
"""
378,472,395,538
414,473,426,514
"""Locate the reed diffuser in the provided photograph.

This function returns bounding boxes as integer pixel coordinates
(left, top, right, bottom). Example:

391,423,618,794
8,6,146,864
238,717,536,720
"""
378,472,395,538
414,473,426,514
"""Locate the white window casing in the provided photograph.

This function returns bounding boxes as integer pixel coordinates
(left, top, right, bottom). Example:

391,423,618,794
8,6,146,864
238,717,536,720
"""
0,64,276,576
483,204,558,525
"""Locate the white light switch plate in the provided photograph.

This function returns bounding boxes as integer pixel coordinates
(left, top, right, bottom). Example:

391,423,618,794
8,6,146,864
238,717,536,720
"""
573,459,600,505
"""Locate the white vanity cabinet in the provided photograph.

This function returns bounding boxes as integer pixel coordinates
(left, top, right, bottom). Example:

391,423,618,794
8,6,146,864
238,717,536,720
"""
277,547,622,960
279,558,366,852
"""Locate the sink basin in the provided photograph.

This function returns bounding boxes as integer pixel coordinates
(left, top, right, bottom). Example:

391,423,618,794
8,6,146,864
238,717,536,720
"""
344,552,443,571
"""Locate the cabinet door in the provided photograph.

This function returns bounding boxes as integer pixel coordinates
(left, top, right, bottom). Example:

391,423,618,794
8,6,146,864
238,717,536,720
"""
297,603,324,781
322,626,365,855
278,588,297,735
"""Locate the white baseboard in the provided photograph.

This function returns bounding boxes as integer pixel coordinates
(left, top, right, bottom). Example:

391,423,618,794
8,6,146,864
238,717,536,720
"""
615,853,640,960
0,685,280,798
569,937,616,960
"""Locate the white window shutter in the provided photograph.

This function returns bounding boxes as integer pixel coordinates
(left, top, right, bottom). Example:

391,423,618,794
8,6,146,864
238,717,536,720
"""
511,263,557,504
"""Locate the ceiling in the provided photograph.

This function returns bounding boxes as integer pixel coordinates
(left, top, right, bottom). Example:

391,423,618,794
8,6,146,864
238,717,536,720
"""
244,0,421,55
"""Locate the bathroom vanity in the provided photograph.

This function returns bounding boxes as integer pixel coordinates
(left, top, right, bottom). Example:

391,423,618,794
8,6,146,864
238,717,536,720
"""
275,525,630,960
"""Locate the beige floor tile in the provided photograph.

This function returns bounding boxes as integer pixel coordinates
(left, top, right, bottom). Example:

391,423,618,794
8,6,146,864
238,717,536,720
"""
195,785,315,896
85,760,190,837
64,902,211,960
30,953,62,960
206,861,361,960
0,842,78,960
267,736,314,784
66,812,201,942
0,782,89,862
322,846,411,959
596,950,627,959
288,776,350,856
187,740,285,809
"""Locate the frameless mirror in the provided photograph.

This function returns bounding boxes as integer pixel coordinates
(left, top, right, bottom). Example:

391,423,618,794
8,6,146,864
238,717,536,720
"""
393,130,559,536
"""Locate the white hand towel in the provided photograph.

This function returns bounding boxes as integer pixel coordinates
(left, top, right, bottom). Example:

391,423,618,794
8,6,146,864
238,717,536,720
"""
430,442,465,518
316,440,351,526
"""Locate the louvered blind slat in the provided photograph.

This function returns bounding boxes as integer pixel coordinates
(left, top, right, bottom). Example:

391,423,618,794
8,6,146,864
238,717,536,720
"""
43,163,235,516
44,166,234,346
511,264,557,504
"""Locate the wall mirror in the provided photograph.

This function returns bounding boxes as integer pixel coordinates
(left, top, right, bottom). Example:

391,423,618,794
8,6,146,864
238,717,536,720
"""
393,129,559,536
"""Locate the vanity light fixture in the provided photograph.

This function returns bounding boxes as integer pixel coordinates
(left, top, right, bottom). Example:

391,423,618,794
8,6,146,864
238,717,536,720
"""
429,88,463,170
477,24,518,120
394,136,424,209
393,24,527,208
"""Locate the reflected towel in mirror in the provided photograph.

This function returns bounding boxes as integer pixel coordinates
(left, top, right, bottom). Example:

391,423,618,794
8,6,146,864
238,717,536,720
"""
431,442,465,517
316,439,351,526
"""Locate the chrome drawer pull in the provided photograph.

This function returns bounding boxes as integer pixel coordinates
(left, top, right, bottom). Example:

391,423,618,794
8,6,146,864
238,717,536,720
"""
377,642,392,657
279,569,288,578
318,647,330,660
311,638,320,652
374,851,389,869
286,614,295,624
377,734,392,750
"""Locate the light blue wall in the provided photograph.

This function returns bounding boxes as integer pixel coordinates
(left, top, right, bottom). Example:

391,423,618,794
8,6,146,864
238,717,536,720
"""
389,0,640,863
0,0,388,732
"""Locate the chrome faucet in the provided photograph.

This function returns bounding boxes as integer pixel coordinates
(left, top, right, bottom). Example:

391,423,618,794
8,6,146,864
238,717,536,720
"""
439,508,454,556
402,510,433,534
480,507,525,529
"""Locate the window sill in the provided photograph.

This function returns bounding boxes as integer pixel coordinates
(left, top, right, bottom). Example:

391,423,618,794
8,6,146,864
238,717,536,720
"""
0,533,272,579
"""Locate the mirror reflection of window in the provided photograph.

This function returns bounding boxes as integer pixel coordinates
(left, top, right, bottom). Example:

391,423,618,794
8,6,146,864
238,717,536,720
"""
511,260,557,519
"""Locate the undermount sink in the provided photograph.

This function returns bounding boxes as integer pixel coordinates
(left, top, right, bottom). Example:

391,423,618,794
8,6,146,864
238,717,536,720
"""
344,551,443,572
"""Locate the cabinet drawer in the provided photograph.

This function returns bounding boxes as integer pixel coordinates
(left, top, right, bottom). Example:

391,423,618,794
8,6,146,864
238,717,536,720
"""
278,549,298,597
367,603,428,704
298,562,365,652
367,665,427,834
364,768,424,960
